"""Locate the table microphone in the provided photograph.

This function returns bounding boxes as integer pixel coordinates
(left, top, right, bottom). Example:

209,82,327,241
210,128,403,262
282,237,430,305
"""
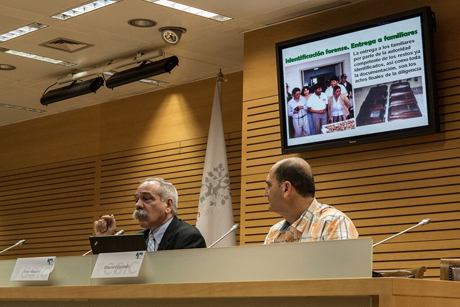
82,229,125,256
114,229,125,236
373,218,430,248
0,239,26,254
208,224,239,248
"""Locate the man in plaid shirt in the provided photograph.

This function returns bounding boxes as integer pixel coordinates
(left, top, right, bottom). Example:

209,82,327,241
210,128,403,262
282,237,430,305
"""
263,157,358,244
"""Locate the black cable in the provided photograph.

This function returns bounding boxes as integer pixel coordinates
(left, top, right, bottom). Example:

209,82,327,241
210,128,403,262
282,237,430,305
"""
41,82,58,97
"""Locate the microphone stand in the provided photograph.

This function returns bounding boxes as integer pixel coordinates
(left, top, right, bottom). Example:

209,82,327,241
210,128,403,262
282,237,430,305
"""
208,224,239,248
82,248,93,257
0,239,26,254
373,218,431,248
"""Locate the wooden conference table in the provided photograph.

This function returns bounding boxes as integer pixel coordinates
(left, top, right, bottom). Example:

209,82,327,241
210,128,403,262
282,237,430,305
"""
1,278,460,307
0,238,459,306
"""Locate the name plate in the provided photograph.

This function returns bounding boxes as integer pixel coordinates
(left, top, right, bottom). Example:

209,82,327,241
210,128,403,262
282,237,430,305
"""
10,257,56,281
91,251,145,279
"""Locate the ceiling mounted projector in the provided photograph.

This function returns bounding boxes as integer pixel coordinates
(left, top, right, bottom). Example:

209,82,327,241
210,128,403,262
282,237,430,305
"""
106,56,178,89
40,77,104,106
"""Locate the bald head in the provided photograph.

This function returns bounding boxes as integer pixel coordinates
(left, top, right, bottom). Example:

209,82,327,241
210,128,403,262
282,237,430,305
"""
272,157,315,198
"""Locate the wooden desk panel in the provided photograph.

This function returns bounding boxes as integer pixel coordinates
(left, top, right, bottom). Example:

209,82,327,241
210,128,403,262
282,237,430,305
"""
1,279,460,307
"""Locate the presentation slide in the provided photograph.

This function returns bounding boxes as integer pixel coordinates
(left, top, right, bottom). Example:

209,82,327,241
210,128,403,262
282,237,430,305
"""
279,15,431,149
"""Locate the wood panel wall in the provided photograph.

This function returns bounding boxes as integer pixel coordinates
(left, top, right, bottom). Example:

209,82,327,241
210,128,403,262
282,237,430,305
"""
240,0,460,279
0,72,243,259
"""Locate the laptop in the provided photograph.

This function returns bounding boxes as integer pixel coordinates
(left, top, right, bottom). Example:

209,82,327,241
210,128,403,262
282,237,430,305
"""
89,234,147,254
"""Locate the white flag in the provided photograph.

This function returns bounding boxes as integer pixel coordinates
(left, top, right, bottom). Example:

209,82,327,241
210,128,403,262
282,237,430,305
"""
196,80,236,247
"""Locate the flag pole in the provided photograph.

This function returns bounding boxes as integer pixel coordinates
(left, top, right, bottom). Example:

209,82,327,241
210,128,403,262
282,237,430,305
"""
217,69,227,83
195,68,236,248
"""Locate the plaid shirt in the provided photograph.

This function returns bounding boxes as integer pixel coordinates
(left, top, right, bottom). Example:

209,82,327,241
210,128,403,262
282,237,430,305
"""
264,198,358,244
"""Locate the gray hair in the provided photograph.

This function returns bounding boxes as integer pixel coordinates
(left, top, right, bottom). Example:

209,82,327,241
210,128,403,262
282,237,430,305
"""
141,177,178,216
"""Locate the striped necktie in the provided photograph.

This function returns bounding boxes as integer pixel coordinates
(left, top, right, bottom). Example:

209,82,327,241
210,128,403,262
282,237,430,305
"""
147,232,157,252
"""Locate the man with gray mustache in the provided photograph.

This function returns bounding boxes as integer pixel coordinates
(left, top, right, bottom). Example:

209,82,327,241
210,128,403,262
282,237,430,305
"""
94,178,206,251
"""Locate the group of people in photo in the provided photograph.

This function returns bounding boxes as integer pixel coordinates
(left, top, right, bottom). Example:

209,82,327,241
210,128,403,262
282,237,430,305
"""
287,74,354,138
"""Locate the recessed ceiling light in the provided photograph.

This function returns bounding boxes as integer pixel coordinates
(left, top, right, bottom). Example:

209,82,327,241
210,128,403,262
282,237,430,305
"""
103,71,166,85
0,64,16,71
52,0,122,20
145,0,232,22
128,19,157,28
0,48,76,67
0,22,48,42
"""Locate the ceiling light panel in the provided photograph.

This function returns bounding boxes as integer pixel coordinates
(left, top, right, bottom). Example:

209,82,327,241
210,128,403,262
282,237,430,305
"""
145,0,232,22
104,71,165,85
51,0,122,20
0,48,76,67
0,103,46,113
0,23,48,42
103,68,168,86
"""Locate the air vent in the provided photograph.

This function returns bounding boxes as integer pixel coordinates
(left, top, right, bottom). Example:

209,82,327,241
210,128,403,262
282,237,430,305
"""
40,38,93,53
